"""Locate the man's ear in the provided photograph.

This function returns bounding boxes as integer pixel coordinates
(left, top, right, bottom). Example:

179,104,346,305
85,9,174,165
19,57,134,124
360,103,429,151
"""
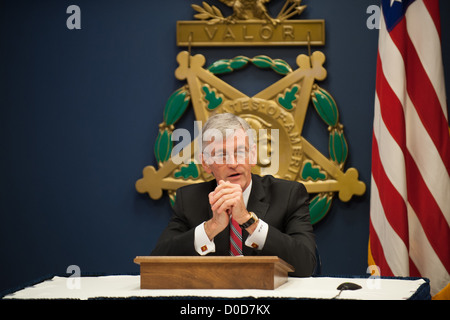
200,153,212,174
249,143,257,166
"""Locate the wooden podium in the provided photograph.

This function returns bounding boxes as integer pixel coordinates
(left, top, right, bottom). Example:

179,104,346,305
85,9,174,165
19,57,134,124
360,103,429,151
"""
134,256,294,290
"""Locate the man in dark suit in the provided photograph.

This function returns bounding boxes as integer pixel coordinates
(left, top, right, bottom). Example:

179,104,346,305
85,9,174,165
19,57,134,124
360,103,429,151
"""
151,113,316,277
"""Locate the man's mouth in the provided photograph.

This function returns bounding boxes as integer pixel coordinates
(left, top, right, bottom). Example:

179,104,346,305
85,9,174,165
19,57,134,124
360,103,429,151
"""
228,173,241,178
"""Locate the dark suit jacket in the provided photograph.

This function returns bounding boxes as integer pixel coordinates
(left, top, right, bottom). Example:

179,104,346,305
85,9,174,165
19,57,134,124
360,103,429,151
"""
151,174,316,277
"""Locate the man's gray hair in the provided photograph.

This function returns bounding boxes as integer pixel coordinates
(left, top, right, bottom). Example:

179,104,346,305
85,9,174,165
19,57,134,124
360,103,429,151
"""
201,113,255,152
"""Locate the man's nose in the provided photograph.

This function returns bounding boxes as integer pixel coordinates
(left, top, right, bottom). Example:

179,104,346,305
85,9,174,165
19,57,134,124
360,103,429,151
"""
226,154,238,167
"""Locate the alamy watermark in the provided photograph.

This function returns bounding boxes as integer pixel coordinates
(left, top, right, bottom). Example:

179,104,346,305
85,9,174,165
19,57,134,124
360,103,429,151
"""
170,121,279,173
366,265,382,289
66,5,81,30
66,265,81,289
366,5,381,30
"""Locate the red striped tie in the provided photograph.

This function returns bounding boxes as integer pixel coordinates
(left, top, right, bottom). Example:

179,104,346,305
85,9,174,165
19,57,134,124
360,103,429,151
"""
229,217,243,256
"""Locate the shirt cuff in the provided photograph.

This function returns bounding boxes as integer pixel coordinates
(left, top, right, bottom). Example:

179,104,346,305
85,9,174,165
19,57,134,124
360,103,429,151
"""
194,222,216,255
244,219,268,250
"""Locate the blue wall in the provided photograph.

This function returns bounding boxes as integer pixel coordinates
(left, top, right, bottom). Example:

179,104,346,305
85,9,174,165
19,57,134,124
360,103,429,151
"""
1,0,449,293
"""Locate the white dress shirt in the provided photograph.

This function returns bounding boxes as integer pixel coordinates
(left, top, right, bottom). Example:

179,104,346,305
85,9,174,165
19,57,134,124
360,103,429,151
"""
194,180,269,255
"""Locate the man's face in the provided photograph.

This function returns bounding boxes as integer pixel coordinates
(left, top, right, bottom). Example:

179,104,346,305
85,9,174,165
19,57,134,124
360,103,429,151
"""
201,128,256,191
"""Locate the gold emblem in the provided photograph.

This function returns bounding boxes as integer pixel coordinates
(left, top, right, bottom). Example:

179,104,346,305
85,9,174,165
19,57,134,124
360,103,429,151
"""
136,50,366,224
218,0,280,22
136,1,366,224
177,0,325,47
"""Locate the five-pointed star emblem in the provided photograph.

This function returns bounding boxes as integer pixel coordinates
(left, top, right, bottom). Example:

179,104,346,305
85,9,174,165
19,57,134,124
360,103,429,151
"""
390,0,402,7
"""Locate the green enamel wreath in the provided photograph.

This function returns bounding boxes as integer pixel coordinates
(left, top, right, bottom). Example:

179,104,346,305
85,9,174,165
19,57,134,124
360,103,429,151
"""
155,56,349,224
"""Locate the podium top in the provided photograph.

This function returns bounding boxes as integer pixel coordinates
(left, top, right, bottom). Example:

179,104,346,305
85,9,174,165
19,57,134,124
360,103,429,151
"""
134,256,294,272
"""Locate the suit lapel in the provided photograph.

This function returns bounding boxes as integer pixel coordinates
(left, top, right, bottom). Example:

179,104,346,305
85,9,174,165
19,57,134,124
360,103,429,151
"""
243,175,269,255
247,175,269,219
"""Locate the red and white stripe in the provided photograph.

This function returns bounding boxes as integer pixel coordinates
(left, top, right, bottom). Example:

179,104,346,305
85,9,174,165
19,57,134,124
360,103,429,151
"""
229,218,243,256
369,0,450,296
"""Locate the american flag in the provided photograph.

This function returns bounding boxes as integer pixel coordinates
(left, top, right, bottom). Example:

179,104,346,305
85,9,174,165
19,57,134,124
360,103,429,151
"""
369,0,450,297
